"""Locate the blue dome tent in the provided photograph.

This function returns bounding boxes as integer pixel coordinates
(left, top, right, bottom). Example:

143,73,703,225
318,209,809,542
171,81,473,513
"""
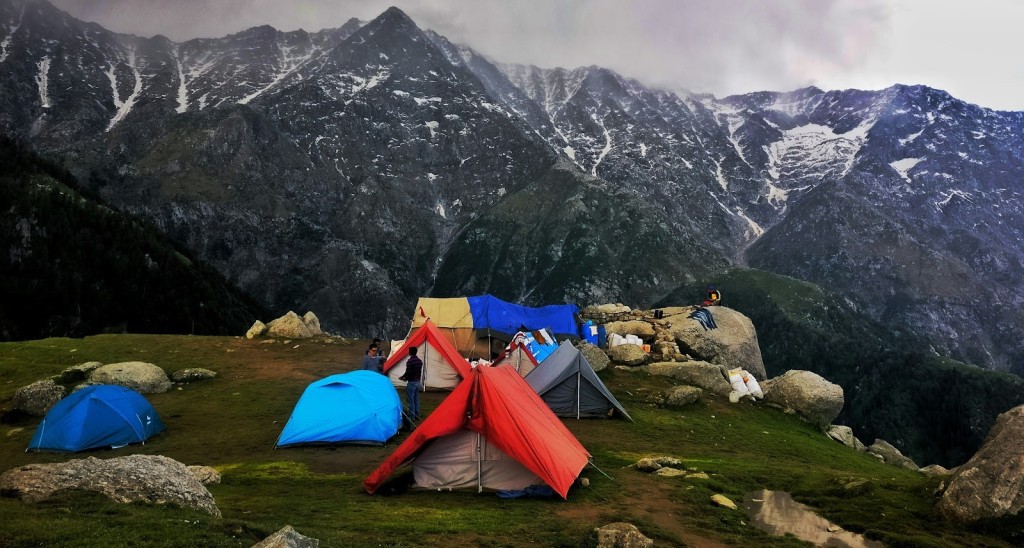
28,385,165,452
276,370,402,447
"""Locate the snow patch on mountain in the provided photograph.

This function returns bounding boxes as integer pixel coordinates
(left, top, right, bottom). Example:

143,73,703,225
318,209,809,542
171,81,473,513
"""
35,56,51,108
106,48,144,131
890,157,923,182
238,42,320,105
0,3,24,64
935,189,973,210
172,45,188,113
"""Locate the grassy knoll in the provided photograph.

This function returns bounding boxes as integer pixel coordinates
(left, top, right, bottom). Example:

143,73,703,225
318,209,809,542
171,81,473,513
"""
1,335,1021,546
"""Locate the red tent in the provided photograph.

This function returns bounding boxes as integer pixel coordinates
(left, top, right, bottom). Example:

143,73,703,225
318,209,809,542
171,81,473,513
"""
491,332,540,377
363,365,590,499
383,319,471,390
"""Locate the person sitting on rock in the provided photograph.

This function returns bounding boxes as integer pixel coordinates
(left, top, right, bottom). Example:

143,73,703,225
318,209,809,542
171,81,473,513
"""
703,285,722,306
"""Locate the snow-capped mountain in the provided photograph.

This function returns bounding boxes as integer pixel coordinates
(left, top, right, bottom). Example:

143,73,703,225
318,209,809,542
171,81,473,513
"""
2,1,1023,373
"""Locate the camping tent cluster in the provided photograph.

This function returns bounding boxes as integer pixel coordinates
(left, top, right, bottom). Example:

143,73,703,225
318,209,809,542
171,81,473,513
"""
23,294,628,501
364,364,590,498
406,295,579,359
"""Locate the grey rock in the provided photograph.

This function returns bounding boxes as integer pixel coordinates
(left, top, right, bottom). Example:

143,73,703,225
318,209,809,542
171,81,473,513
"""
59,361,103,383
867,439,920,471
653,467,687,477
594,522,653,548
252,525,320,548
667,307,766,379
186,466,221,485
827,425,867,452
710,494,737,510
90,362,172,394
608,344,647,366
654,456,682,467
301,312,322,336
171,368,218,382
634,458,661,473
578,342,611,372
0,455,220,516
246,320,267,339
920,464,952,477
665,385,702,407
938,405,1024,521
11,379,65,416
762,370,844,428
643,361,732,396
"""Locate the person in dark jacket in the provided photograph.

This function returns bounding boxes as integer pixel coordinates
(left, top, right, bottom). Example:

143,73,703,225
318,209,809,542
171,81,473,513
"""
399,347,423,420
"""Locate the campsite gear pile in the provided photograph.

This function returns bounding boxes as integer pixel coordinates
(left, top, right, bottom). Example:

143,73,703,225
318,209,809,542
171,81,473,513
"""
727,368,763,402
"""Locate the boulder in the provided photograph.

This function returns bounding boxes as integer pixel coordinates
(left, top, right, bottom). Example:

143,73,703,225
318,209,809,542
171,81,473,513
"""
603,320,655,338
11,379,65,416
608,344,647,366
762,370,843,428
246,320,267,339
171,368,218,383
654,456,682,467
666,306,766,379
89,362,171,394
920,464,952,477
59,361,103,383
938,405,1024,521
827,425,867,452
634,458,661,473
0,455,220,516
252,525,320,548
301,312,322,336
654,467,687,477
266,312,313,339
643,361,732,396
594,522,653,548
665,386,702,407
578,342,611,372
186,466,221,485
866,439,919,470
710,494,737,510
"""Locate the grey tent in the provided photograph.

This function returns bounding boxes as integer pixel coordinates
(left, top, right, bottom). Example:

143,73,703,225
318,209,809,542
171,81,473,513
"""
524,341,633,421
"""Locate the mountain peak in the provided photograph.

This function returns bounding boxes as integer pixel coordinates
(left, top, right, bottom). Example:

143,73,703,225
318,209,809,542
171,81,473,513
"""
374,6,417,29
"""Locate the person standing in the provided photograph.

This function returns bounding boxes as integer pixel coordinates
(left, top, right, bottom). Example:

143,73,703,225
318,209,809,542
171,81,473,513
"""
399,347,423,421
360,345,383,372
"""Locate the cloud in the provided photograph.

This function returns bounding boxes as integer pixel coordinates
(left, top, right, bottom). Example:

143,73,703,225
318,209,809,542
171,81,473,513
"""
48,0,1024,110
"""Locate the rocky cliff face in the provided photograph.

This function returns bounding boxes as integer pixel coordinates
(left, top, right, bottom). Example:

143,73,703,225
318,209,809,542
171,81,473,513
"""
2,1,1023,373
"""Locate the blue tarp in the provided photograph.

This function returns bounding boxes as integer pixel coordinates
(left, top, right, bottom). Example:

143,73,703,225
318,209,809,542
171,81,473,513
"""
466,295,579,336
28,385,164,452
276,370,402,447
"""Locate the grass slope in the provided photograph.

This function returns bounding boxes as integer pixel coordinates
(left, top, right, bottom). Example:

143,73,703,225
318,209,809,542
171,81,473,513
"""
657,267,1024,469
0,335,1021,546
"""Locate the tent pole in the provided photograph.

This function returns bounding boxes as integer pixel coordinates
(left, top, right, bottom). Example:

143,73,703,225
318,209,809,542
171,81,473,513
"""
477,433,483,493
577,371,581,420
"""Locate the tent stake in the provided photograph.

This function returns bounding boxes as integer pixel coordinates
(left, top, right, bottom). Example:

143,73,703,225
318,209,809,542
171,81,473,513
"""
588,460,614,481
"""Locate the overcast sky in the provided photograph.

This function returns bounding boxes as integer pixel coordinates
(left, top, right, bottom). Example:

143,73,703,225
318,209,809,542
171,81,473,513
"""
51,0,1024,111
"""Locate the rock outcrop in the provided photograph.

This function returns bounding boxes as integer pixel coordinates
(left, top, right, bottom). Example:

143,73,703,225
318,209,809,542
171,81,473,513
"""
0,455,220,516
89,362,172,394
301,312,322,336
171,368,218,382
265,311,322,339
938,405,1024,521
578,342,610,372
666,307,766,379
643,361,731,396
827,425,867,452
11,379,65,416
252,525,320,548
762,370,843,428
246,320,268,339
867,439,919,471
608,344,647,366
59,362,103,383
594,522,653,548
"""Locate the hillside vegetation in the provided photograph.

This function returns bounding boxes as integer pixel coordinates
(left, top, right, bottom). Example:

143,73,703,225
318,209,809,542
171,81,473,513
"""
0,139,266,340
657,268,1024,468
1,334,1021,546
